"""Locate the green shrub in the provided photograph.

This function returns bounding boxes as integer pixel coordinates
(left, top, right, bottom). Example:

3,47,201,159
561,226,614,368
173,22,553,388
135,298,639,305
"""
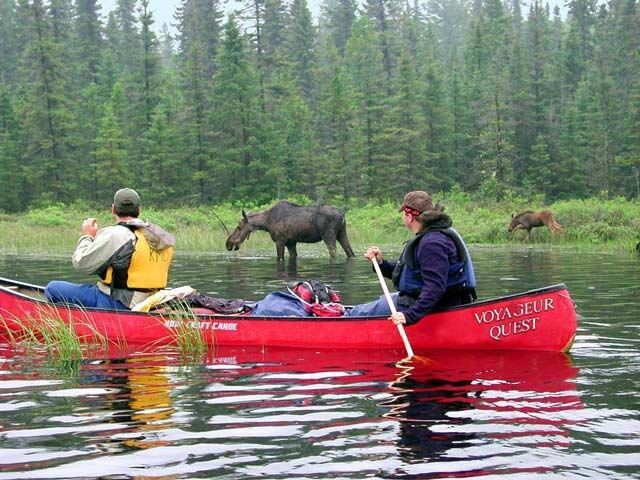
25,205,73,227
3,195,640,253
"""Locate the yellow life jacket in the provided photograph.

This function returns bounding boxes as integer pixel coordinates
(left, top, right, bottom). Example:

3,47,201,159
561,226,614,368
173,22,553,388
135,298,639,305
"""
103,229,174,290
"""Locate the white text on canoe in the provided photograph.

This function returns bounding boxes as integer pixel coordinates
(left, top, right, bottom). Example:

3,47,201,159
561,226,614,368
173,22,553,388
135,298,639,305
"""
164,319,238,331
473,297,554,341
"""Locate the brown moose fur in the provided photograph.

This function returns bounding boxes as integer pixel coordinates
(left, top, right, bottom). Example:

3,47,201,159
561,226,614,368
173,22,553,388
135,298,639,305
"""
508,210,563,241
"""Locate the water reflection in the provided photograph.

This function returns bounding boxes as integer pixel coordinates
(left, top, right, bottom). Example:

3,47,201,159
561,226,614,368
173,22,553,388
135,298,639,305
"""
1,246,639,478
91,355,176,452
381,351,581,476
0,343,613,479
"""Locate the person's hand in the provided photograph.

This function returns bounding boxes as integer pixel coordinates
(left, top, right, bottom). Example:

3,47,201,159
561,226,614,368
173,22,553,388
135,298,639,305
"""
364,246,383,264
391,312,406,325
82,218,98,238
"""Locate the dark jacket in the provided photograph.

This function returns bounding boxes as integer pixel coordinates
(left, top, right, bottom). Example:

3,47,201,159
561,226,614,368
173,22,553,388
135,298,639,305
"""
379,212,466,325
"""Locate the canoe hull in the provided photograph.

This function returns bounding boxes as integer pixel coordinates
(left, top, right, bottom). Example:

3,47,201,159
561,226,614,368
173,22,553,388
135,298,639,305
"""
0,278,577,352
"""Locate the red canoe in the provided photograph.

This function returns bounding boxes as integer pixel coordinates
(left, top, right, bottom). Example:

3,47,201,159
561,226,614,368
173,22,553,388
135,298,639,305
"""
0,276,577,352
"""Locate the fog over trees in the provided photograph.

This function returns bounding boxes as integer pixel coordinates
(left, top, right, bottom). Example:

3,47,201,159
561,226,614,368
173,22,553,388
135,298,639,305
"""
0,0,638,209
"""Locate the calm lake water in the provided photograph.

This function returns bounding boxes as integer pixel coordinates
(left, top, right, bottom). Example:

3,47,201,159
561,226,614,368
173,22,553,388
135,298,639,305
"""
0,246,639,479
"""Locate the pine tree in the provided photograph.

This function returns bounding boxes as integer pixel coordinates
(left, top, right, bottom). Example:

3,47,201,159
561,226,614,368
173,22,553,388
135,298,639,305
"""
345,17,386,196
278,93,316,197
426,0,469,68
140,69,184,205
616,78,640,198
139,0,160,130
94,100,129,201
159,22,175,67
449,63,476,188
0,0,20,84
73,0,103,86
595,0,639,196
563,0,596,87
176,0,223,201
260,0,294,171
112,0,141,74
508,0,528,186
211,16,262,201
70,0,105,200
284,0,316,97
417,22,454,190
462,0,512,196
376,48,427,197
49,0,74,68
0,79,21,210
237,0,268,111
362,0,399,86
320,0,357,56
18,0,76,203
177,0,222,80
545,5,566,160
263,0,288,74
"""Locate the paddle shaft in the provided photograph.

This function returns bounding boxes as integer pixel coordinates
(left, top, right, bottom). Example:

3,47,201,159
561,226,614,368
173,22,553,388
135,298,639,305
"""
371,259,415,358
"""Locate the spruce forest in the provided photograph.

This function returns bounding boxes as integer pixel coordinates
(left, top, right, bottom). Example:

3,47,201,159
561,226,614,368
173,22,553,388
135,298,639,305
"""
0,0,639,211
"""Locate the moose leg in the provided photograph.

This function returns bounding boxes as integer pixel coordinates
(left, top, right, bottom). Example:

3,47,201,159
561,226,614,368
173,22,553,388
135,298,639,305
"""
525,228,532,242
510,224,524,236
275,241,286,262
286,241,298,260
322,233,338,258
338,226,355,258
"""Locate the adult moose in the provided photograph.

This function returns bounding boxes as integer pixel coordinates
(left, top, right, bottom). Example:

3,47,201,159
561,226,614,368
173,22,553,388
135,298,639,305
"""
508,210,564,241
225,201,355,261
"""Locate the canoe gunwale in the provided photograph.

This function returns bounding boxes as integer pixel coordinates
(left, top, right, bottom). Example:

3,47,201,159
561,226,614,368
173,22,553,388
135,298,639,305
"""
0,276,569,321
0,276,577,351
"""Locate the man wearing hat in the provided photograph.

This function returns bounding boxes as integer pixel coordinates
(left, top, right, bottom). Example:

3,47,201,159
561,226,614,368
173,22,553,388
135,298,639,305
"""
45,188,176,310
347,190,476,324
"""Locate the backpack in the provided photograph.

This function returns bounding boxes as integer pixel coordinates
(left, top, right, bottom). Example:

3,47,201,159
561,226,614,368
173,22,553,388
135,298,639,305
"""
288,280,345,317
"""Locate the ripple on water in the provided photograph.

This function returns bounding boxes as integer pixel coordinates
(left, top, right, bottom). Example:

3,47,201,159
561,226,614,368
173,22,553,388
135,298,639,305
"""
0,247,639,478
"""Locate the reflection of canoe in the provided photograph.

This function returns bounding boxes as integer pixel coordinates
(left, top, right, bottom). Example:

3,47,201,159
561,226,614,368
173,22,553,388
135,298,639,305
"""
0,277,577,351
0,343,583,475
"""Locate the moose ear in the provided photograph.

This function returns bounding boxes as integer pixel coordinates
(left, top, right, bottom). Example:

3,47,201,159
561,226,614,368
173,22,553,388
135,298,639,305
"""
511,212,515,218
242,209,248,221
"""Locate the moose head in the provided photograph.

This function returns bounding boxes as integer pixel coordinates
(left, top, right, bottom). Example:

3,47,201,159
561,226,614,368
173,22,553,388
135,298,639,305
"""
508,212,517,234
225,210,257,251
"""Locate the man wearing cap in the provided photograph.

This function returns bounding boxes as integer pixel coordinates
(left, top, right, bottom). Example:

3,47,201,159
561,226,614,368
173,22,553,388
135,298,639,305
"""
45,188,176,310
347,190,476,324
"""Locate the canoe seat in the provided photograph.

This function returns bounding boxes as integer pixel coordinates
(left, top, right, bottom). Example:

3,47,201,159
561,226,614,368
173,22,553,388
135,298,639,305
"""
151,306,217,315
151,306,247,316
192,307,218,315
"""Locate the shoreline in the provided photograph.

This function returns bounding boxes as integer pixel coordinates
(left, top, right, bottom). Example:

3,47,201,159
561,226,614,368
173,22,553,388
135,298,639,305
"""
1,196,639,254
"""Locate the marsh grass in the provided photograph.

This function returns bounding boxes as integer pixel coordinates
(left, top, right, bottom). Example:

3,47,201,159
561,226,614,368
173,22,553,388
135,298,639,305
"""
1,304,108,364
160,300,209,364
1,195,639,253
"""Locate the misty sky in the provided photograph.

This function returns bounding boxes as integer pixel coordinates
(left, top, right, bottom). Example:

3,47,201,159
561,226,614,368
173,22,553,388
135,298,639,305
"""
100,0,566,34
100,0,322,33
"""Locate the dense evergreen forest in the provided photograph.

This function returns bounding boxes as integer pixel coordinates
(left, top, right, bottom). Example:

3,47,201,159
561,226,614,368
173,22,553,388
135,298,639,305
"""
0,0,638,211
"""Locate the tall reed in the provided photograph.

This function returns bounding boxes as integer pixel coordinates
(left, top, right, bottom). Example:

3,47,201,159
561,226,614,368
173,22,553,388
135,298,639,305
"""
1,304,108,362
161,301,209,364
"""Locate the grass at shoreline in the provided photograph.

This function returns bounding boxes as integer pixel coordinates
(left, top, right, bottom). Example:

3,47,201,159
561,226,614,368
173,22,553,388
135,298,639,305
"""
1,194,639,254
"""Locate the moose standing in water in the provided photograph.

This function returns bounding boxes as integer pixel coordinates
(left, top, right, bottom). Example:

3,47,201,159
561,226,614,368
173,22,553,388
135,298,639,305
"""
508,210,564,241
225,201,355,261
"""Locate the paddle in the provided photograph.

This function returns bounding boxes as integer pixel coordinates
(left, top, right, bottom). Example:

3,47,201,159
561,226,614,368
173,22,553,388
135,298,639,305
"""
371,259,415,359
